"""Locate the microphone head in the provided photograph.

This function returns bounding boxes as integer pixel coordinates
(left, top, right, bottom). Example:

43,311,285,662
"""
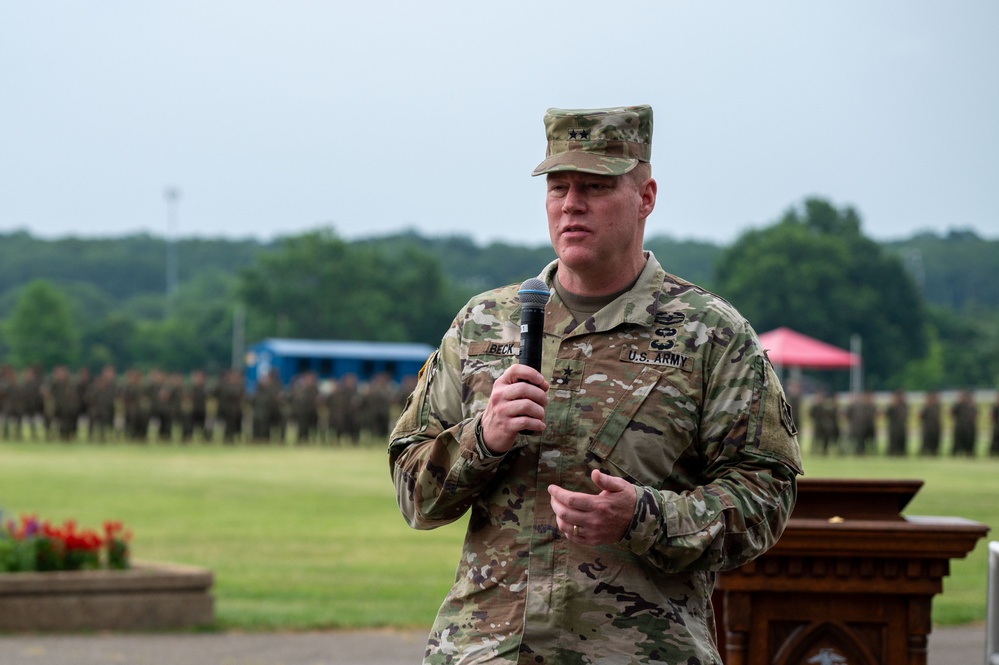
518,278,551,306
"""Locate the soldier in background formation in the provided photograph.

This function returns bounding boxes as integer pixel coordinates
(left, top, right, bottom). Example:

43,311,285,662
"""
151,370,179,442
291,370,320,444
216,370,245,444
359,373,393,439
86,365,117,442
919,390,942,455
251,369,282,443
845,391,877,456
20,367,46,440
49,366,81,441
951,389,978,456
182,370,210,442
885,388,909,456
121,369,149,441
327,372,360,444
0,365,11,439
808,389,840,455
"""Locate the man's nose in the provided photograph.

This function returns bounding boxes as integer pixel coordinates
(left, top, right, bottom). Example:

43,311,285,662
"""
562,185,586,213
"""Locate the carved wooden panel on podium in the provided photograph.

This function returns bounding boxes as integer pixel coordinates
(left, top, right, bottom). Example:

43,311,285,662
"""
714,478,989,665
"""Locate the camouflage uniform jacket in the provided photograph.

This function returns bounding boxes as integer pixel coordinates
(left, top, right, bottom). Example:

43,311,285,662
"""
389,253,802,665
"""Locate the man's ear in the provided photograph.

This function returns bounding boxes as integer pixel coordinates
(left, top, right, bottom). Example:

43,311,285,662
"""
639,177,657,219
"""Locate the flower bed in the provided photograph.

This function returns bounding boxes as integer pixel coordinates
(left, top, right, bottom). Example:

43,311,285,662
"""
2,514,130,573
1,513,213,631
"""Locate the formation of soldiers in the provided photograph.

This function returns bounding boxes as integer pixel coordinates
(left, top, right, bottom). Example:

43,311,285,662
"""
0,364,414,445
3,364,997,456
791,386,999,457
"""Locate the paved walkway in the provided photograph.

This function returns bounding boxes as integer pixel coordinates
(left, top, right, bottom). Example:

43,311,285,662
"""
0,624,987,664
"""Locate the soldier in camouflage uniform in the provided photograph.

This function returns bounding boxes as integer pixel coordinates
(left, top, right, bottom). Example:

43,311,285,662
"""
0,365,13,439
389,106,802,665
808,388,840,455
182,370,211,443
156,372,184,442
22,366,46,440
75,367,92,441
120,369,149,442
360,372,393,439
885,388,909,456
251,369,282,443
86,365,118,443
328,373,360,445
845,391,876,455
146,369,170,442
216,369,245,444
918,390,942,456
951,389,977,456
49,365,81,441
291,370,320,444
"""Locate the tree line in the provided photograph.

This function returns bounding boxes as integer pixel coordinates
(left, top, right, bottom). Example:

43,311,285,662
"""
0,197,996,391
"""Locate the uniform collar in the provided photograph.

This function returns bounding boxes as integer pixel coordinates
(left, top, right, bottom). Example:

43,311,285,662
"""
539,251,667,334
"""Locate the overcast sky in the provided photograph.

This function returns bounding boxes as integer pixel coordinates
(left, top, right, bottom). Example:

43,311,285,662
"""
2,1,996,248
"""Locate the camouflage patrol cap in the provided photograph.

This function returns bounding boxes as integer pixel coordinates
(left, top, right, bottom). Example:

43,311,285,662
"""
531,105,653,177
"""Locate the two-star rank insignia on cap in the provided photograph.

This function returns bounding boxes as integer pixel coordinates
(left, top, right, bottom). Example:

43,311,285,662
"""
567,128,590,140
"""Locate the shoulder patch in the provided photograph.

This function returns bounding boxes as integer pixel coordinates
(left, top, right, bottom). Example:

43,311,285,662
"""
757,362,803,475
780,395,798,436
417,350,437,382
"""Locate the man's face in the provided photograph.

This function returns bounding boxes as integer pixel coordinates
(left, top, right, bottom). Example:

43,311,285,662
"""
546,170,655,292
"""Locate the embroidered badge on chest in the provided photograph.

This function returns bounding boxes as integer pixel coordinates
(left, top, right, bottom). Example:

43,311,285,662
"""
622,311,690,368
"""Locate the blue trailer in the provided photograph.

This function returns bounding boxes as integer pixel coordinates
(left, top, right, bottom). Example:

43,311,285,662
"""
244,338,434,392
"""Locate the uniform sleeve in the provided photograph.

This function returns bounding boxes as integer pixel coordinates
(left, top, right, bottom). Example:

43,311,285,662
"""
620,325,803,572
387,334,510,531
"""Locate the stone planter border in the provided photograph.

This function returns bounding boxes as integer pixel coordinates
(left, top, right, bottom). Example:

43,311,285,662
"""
0,560,214,631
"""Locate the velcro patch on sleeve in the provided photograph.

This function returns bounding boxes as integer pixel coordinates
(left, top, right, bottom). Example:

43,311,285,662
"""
758,368,803,474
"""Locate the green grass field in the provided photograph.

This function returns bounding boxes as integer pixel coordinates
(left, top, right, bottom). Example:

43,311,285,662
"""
0,439,994,629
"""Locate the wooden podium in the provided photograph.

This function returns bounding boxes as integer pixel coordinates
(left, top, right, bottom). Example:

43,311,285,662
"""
715,478,989,665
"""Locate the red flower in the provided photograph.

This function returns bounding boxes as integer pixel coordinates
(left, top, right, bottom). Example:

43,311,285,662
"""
2,514,132,572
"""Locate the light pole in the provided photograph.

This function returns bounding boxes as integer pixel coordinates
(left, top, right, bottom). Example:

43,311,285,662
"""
164,187,181,299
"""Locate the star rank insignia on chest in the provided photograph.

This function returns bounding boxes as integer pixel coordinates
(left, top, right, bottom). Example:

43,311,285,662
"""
553,367,575,387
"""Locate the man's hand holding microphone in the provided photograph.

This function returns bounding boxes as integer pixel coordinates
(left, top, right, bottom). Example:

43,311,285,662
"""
479,278,550,455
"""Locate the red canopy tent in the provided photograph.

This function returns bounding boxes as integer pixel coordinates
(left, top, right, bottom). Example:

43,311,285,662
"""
757,327,858,370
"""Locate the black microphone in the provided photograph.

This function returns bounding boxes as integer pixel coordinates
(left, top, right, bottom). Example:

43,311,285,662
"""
518,278,550,372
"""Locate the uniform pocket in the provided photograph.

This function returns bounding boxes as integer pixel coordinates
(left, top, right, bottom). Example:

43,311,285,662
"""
586,367,699,488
